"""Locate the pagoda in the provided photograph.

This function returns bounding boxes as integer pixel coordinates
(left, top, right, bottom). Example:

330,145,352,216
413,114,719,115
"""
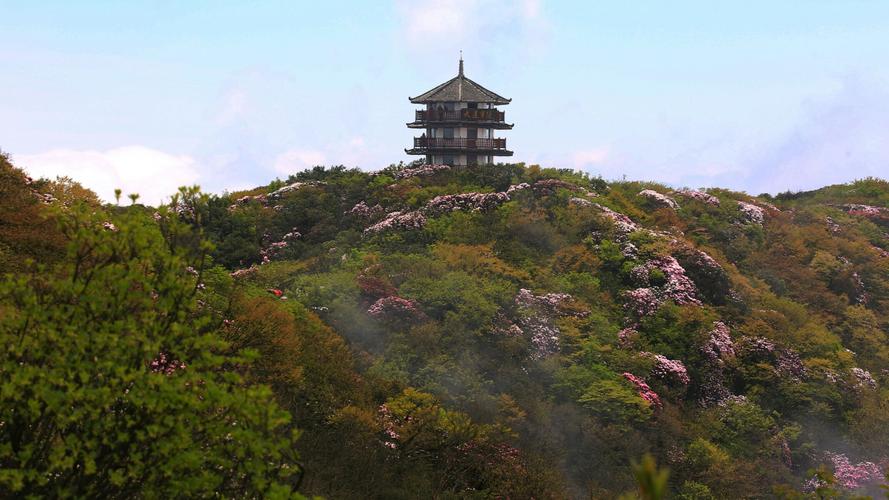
405,57,513,166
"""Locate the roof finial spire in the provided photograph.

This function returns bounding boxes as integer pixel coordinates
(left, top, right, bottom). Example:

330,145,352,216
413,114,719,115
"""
459,51,464,76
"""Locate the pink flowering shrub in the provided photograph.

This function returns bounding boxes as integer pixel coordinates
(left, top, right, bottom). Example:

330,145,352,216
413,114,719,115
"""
267,180,324,200
229,181,324,209
513,289,587,359
591,203,639,235
697,322,740,407
624,256,701,317
622,372,662,409
698,372,733,408
850,367,877,389
149,352,186,375
673,246,732,304
739,336,776,357
363,210,427,235
737,201,765,225
638,189,679,210
842,203,886,218
514,288,575,311
230,265,259,279
393,163,451,179
491,312,524,336
851,271,868,305
676,188,720,206
367,296,424,320
568,196,593,207
623,287,660,317
775,349,807,381
642,352,690,385
817,452,884,490
346,201,385,220
617,327,638,348
377,404,400,449
702,321,735,364
259,240,288,264
357,265,397,298
422,191,510,215
505,183,531,195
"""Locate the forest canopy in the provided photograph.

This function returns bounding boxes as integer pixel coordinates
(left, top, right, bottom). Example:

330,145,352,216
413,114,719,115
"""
2,152,888,498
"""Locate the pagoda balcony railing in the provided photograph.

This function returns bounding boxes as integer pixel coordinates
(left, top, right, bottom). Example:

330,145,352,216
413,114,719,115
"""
412,137,508,150
415,108,506,123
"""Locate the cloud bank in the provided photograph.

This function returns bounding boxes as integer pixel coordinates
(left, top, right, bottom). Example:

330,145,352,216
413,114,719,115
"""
19,146,201,206
396,0,549,71
741,78,889,194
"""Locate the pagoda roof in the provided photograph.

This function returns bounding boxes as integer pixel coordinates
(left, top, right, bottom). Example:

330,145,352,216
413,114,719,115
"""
409,59,511,105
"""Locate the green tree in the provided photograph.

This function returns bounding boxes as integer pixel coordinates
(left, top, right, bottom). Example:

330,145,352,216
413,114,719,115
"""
620,454,669,500
0,199,302,498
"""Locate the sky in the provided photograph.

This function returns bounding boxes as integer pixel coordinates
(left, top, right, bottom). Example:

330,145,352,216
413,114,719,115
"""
2,1,888,205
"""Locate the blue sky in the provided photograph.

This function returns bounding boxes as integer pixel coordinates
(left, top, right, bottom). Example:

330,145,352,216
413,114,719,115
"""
2,1,888,204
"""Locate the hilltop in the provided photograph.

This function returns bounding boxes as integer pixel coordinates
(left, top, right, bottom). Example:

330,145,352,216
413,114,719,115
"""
2,152,888,498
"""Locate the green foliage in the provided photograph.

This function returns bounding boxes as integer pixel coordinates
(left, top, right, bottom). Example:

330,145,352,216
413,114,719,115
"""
0,154,68,272
621,454,669,500
0,199,302,498
3,155,889,498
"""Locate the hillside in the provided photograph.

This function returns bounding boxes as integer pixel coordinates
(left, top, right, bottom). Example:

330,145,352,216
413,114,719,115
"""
2,152,889,498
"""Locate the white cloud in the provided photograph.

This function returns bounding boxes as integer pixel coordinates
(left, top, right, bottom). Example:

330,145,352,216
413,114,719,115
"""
273,149,326,176
396,0,550,68
573,148,609,168
521,0,542,20
216,87,249,125
18,146,201,206
742,77,889,194
401,0,469,42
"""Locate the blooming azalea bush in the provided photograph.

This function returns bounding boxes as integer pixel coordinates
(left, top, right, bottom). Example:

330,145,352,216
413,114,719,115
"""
736,201,765,225
363,210,427,235
367,295,424,320
346,200,385,220
808,452,885,491
638,189,679,210
393,163,451,179
676,188,720,206
642,352,690,386
842,203,886,218
423,191,511,215
622,372,663,409
513,288,587,359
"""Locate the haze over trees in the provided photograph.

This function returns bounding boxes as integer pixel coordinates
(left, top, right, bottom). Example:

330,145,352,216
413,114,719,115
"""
2,151,888,498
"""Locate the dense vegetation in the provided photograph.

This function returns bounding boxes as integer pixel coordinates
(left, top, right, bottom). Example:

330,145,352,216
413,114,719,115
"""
2,150,888,498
